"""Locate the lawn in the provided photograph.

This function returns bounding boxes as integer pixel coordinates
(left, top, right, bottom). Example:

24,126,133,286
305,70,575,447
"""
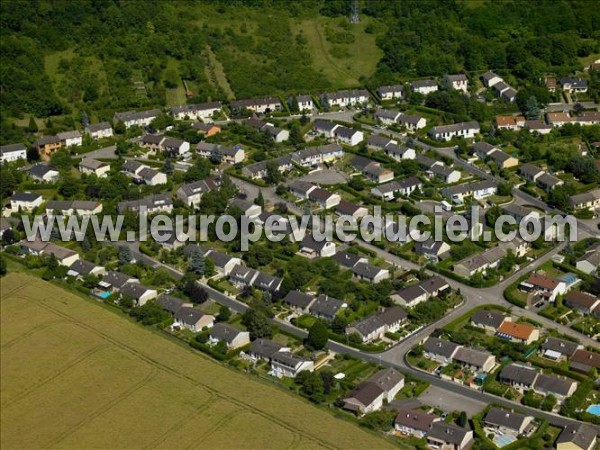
0,272,396,450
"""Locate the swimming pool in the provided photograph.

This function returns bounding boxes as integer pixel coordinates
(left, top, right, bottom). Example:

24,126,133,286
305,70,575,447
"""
587,404,600,416
495,434,517,448
98,291,112,299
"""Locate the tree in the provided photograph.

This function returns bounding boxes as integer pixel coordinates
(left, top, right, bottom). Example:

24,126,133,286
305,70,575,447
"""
27,116,38,132
118,245,133,264
255,190,265,207
217,305,231,322
129,300,171,326
204,257,215,277
81,111,90,128
456,411,468,427
188,248,205,275
497,182,512,196
289,124,304,145
241,307,272,339
265,160,283,184
307,320,329,350
0,255,6,277
182,279,209,304
331,315,347,334
524,96,540,120
163,157,173,175
295,371,325,403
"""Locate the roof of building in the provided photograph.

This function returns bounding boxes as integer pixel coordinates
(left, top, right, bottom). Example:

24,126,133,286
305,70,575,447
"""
428,422,471,445
430,121,479,134
394,409,438,432
249,338,284,359
352,261,386,280
369,368,404,393
344,382,385,410
332,251,364,268
484,407,531,432
283,290,315,309
79,158,108,170
527,274,561,290
30,164,58,178
571,349,600,369
0,143,26,154
454,347,494,368
565,290,600,309
120,283,154,299
423,337,461,359
308,187,336,202
556,424,597,449
471,309,508,329
174,306,210,326
499,363,538,385
68,259,99,276
411,79,437,88
541,337,581,357
157,294,185,314
309,294,345,318
88,122,112,132
102,271,137,289
210,323,245,343
11,192,42,202
533,373,576,397
497,321,537,341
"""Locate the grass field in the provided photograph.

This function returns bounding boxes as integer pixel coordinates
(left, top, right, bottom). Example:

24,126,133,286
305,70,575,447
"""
0,272,396,450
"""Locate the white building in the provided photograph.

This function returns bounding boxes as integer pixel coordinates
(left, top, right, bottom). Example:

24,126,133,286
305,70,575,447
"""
56,130,83,147
429,121,480,141
0,143,27,164
88,122,113,140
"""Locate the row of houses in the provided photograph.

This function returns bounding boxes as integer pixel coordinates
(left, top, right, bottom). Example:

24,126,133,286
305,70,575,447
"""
196,142,245,164
481,71,517,102
345,306,407,343
366,135,416,160
519,163,565,192
288,180,342,209
498,363,578,402
472,141,519,169
373,109,427,131
283,291,346,320
121,160,167,186
394,408,473,449
428,121,480,142
469,309,540,345
313,120,364,146
241,155,293,180
391,276,450,308
291,143,345,168
423,337,497,373
247,338,313,378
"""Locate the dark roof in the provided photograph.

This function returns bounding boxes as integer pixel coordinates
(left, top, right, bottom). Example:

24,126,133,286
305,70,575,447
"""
471,309,508,329
394,409,437,432
0,143,26,154
332,251,363,269
308,187,335,202
210,323,244,343
11,192,41,202
556,424,597,449
344,382,385,409
484,407,530,432
206,250,235,269
541,337,580,357
300,235,331,252
174,306,209,326
120,283,154,299
499,363,538,385
88,122,112,132
333,125,359,139
103,271,137,290
68,259,98,276
571,349,600,370
418,276,449,294
157,294,185,314
377,306,408,326
428,422,471,445
533,373,576,397
283,290,315,309
564,290,599,309
454,347,494,368
309,295,345,318
369,368,404,392
411,79,437,88
423,337,461,359
249,338,284,359
335,200,365,216
30,164,57,178
394,284,427,302
352,261,385,279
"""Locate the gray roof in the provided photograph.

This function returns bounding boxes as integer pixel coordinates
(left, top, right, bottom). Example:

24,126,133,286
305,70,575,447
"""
453,347,494,368
283,290,315,309
352,261,385,280
428,422,471,445
174,306,208,326
472,141,497,155
309,295,345,318
157,294,185,314
471,309,508,329
120,283,154,299
249,338,284,359
68,259,98,276
484,407,530,432
519,163,544,178
423,337,461,359
0,143,26,154
333,251,363,269
103,271,137,290
541,337,581,357
333,125,359,139
394,284,427,302
442,180,497,197
30,164,58,178
344,382,385,410
430,121,479,135
499,363,538,385
533,373,576,397
88,122,112,132
378,85,404,94
556,424,597,449
411,79,437,88
271,351,311,368
79,158,108,170
210,323,244,343
56,130,81,140
230,96,281,109
11,192,41,202
369,368,404,393
206,250,235,269
394,409,437,432
114,109,161,122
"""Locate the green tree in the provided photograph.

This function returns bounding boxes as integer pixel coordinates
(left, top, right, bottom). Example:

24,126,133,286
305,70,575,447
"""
118,245,133,265
456,411,468,427
0,254,7,277
27,116,38,132
217,305,231,322
307,320,329,350
296,371,325,403
204,257,215,277
129,300,171,326
241,306,272,340
524,96,540,120
255,190,265,207
265,160,283,184
188,247,205,275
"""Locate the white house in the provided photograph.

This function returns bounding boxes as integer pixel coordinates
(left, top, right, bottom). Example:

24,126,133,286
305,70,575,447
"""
270,352,314,378
371,177,422,201
229,97,282,114
295,95,314,111
88,122,113,139
79,158,110,178
320,89,370,108
113,109,161,129
410,79,438,95
429,121,480,141
10,192,43,211
377,85,405,101
209,323,250,349
56,130,83,147
445,74,469,93
170,102,222,120
173,307,215,333
0,143,27,164
30,164,59,182
333,126,363,146
396,114,427,131
308,188,341,209
482,71,503,88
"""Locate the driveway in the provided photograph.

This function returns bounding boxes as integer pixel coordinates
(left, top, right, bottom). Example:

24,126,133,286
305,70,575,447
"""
418,385,486,418
299,168,348,185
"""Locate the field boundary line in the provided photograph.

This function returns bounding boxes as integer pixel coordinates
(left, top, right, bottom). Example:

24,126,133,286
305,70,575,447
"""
1,319,65,350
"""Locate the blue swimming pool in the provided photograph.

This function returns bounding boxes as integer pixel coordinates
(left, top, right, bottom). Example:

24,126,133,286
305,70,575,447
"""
587,404,600,416
98,291,112,299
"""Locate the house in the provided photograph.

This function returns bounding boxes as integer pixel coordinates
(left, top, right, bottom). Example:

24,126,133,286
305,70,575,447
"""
519,164,544,183
119,283,158,306
396,114,427,130
289,180,317,199
335,200,368,219
521,273,566,302
423,337,461,364
29,164,59,182
391,276,449,308
413,237,451,263
21,241,80,266
374,109,402,125
545,76,557,92
230,97,282,114
472,142,498,159
332,125,364,146
441,180,497,203
576,247,600,275
560,77,588,93
453,347,496,373
532,373,578,401
209,323,250,349
495,115,525,131
46,200,102,216
88,122,113,139
503,203,540,223
161,136,190,156
556,424,598,450
333,251,368,269
139,167,167,186
19,239,50,256
482,71,503,88
496,321,539,345
369,368,405,401
394,409,440,438
371,177,422,201
193,122,221,137
299,235,336,258
176,178,218,208
484,407,533,435
426,422,473,450
525,120,553,135
536,172,564,192
173,307,215,332
156,294,185,316
576,111,600,125
230,198,262,218
410,79,438,95
117,193,173,215
342,382,385,415
100,271,138,292
499,363,539,390
346,307,407,343
377,85,405,101
229,264,258,289
0,143,27,164
242,156,290,180
564,291,600,315
294,94,314,111
385,143,416,161
570,349,600,374
113,109,161,129
270,352,314,378
308,295,346,320
547,112,574,127
67,259,106,279
248,338,287,361
79,158,110,178
244,118,289,143
196,142,245,164
429,122,480,141
308,188,341,209
352,262,389,284
283,290,315,313
252,271,282,294
170,102,222,120
501,87,517,103
350,156,393,184
470,309,509,332
10,192,43,211
540,337,582,361
453,246,506,278
34,136,62,160
205,250,241,276
568,189,600,211
428,163,462,184
445,74,468,93
54,130,82,149
319,89,370,108
487,149,519,169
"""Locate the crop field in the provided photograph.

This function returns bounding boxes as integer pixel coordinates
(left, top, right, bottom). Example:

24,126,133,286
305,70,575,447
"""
0,273,395,450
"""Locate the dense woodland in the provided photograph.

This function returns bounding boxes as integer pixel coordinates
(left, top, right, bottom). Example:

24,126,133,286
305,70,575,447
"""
0,0,599,121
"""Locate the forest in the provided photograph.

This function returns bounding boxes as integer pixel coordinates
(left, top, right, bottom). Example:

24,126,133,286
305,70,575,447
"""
1,0,599,120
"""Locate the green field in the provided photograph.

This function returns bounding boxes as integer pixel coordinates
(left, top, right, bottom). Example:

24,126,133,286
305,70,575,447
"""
0,272,395,450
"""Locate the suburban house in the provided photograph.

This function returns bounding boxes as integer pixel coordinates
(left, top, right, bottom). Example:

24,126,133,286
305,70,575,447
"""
270,352,314,378
556,424,597,450
173,307,215,333
569,349,600,375
350,156,394,184
140,134,190,156
291,143,344,167
429,121,480,141
503,203,541,223
248,338,288,362
532,373,578,401
568,189,600,211
289,180,317,198
374,109,402,125
156,294,186,316
30,164,59,182
396,113,427,130
170,102,222,120
100,271,138,292
121,160,167,185
299,235,337,258
519,164,545,182
423,337,461,364
117,193,173,215
67,259,106,279
46,200,103,216
308,188,341,209
230,198,262,218
0,143,27,164
119,283,158,306
87,122,113,139
242,156,293,180
410,79,438,95
332,125,364,146
294,94,315,111
481,71,503,88
352,262,390,284
576,245,600,275
546,112,574,127
193,122,221,137
209,323,250,349
499,363,539,391
244,118,289,143
391,276,449,308
564,291,600,315
282,290,316,314
385,143,416,161
204,250,241,276
524,120,553,135
319,89,370,108
426,422,473,450
453,347,496,373
335,200,368,219
496,321,540,345
536,172,563,192
452,246,506,278
371,177,422,201
520,273,567,303
442,180,497,203
540,337,583,361
560,77,588,93
113,109,161,129
56,130,83,147
427,163,462,184
34,136,62,160
470,309,510,333
445,74,469,93
10,192,43,211
394,409,440,438
346,307,407,343
414,237,451,263
342,368,404,414
377,85,405,101
79,158,110,178
495,115,525,130
487,149,519,168
176,178,219,208
229,97,282,114
196,142,245,164
308,295,346,320
484,407,534,436
333,251,368,269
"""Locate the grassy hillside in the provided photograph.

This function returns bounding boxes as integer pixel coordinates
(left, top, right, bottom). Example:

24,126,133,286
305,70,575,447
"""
0,272,399,449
